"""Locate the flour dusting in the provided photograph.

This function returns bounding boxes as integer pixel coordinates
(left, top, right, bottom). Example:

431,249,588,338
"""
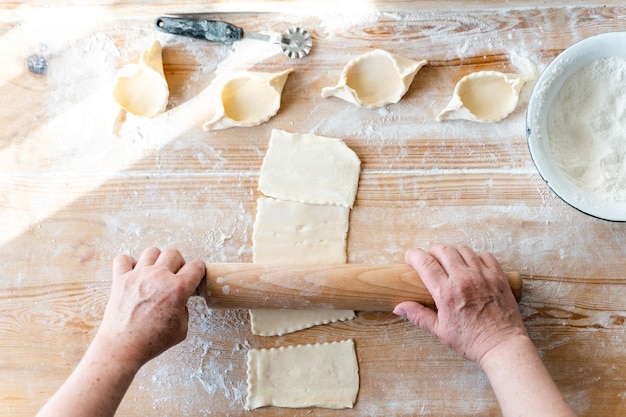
548,56,626,202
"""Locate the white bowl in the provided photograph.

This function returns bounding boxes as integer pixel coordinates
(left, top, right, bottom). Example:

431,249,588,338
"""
526,32,626,221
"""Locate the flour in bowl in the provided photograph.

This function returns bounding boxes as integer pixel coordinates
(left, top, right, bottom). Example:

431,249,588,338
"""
548,56,626,202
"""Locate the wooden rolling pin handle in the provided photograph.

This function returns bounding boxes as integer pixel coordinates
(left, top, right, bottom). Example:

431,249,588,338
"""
195,263,522,312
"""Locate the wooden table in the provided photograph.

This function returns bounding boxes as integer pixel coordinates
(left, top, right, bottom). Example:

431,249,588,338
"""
2,2,626,416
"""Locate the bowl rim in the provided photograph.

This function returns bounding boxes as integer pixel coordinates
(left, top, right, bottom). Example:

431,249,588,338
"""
526,31,626,222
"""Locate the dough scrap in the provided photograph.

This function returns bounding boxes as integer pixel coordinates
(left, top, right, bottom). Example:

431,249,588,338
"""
258,129,361,208
250,197,355,336
112,41,169,133
203,69,292,130
250,309,356,337
321,49,427,108
246,340,359,410
436,70,527,123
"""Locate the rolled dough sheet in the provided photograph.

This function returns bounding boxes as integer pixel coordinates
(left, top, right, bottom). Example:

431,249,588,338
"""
258,129,361,208
246,340,359,410
250,197,355,336
252,197,350,265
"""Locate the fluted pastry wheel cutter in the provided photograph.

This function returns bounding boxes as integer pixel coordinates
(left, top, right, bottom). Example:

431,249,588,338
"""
155,16,313,59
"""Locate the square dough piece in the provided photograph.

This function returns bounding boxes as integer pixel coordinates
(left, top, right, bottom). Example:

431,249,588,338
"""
250,197,355,336
258,129,361,208
252,197,350,265
246,340,359,410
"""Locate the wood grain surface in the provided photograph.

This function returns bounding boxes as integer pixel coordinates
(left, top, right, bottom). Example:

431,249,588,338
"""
3,1,626,416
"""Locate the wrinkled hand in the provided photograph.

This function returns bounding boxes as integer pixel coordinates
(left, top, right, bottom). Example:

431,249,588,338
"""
393,245,526,364
96,247,206,370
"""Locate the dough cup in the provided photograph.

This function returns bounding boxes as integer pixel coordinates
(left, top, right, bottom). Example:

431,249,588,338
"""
203,69,293,130
321,49,427,108
112,41,169,119
437,70,527,123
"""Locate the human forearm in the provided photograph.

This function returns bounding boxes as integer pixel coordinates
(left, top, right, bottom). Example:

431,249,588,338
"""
36,248,205,417
36,333,141,417
480,335,576,417
396,246,575,415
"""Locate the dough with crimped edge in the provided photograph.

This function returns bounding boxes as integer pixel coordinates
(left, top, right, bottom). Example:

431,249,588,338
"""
246,340,359,410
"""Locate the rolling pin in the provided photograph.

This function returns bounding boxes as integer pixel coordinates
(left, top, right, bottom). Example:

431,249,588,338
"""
196,263,522,311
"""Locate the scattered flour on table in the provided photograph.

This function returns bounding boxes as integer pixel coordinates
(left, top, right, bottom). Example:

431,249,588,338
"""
548,56,626,202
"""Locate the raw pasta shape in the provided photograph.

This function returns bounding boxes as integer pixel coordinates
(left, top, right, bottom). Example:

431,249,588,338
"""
258,129,361,208
321,49,427,108
246,340,359,410
203,69,292,130
436,70,527,123
250,309,356,337
112,41,169,132
252,197,350,265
